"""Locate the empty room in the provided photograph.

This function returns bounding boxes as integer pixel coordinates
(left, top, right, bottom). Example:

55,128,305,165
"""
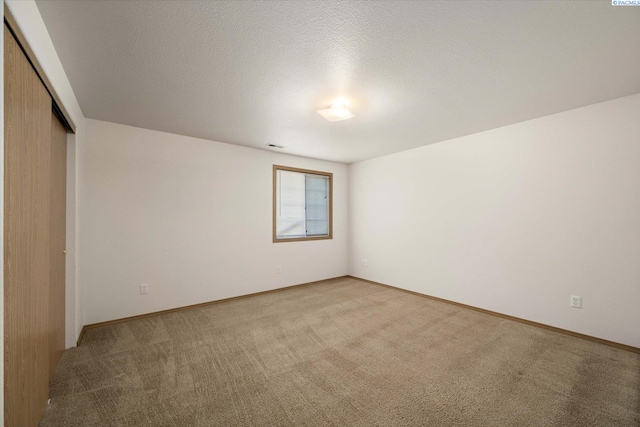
2,0,639,426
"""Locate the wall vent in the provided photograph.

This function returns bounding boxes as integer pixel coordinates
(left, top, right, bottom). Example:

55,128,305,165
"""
266,144,285,149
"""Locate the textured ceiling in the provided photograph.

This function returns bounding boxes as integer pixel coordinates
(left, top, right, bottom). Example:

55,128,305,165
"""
36,1,640,163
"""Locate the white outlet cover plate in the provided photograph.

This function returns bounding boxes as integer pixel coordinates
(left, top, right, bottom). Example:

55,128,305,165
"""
570,295,582,308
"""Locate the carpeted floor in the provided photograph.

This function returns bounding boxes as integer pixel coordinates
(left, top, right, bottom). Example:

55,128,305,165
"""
40,277,640,426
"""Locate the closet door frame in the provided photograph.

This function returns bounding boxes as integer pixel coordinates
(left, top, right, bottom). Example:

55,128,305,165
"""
4,4,76,132
4,6,76,425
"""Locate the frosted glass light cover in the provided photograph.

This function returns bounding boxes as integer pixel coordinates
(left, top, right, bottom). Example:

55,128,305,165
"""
317,106,355,121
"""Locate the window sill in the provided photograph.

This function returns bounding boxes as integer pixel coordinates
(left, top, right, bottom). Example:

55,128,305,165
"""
273,235,333,243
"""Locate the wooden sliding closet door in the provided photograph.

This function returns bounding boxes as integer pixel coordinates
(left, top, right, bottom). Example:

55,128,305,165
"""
49,112,67,377
4,22,66,426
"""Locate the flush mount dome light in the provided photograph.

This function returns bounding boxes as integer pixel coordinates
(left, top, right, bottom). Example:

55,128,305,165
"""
317,98,355,122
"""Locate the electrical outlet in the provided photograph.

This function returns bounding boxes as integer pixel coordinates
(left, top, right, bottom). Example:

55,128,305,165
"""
363,259,368,267
140,284,148,295
276,266,281,274
570,295,581,308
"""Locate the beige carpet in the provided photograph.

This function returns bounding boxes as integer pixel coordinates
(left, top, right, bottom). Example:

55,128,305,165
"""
40,277,640,426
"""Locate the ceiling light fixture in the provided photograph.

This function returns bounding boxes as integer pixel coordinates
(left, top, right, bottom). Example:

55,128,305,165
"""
317,98,355,122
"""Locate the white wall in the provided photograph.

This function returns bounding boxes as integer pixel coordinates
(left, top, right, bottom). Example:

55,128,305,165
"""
6,0,86,348
65,131,79,346
3,1,637,367
349,93,640,348
80,119,348,325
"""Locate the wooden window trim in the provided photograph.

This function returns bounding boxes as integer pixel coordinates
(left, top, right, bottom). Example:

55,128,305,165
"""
273,165,333,243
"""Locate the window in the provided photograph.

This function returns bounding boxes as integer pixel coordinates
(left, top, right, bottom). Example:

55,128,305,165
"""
273,165,332,242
